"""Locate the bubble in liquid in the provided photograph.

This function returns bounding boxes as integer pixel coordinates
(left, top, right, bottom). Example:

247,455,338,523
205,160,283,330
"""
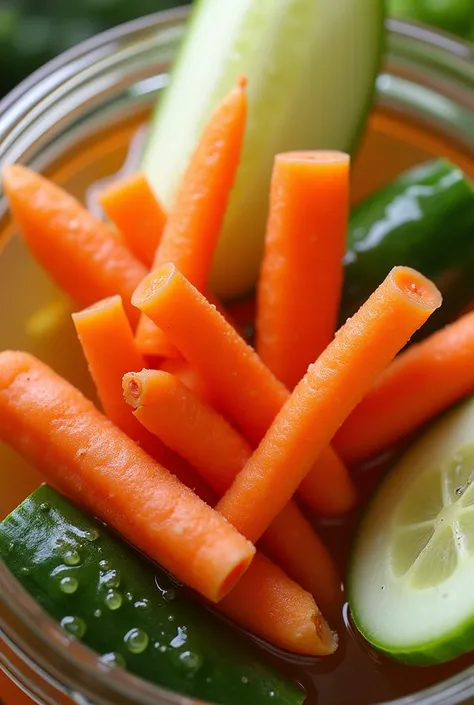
105,590,123,611
94,609,102,618
59,576,79,594
63,549,81,566
101,652,126,668
124,628,149,654
241,676,249,684
164,588,176,601
99,559,111,570
125,592,134,602
61,615,86,638
39,502,50,512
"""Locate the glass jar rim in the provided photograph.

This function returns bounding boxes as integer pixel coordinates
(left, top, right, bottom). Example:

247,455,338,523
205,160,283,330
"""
0,7,473,705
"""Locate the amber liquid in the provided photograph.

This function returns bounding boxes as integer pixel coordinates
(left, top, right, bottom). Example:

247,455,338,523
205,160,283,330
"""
1,109,474,705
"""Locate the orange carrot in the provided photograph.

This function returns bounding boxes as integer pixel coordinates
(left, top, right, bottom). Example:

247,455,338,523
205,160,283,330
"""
123,369,341,616
220,552,335,655
72,296,214,502
3,165,147,326
335,309,474,464
98,172,166,267
0,351,255,602
160,357,210,402
215,267,442,542
135,77,247,358
257,151,350,390
132,263,356,516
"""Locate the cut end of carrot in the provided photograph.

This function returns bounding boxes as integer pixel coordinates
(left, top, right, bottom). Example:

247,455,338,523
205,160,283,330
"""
313,613,338,656
218,554,254,602
123,372,144,409
132,263,177,310
390,267,442,311
277,151,350,165
72,295,122,319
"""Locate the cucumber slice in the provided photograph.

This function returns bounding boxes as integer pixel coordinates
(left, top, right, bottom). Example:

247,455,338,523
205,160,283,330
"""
349,397,474,665
142,0,384,300
0,485,302,705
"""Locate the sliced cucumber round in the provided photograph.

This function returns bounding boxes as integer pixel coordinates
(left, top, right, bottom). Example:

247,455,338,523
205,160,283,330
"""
142,0,384,300
349,396,474,665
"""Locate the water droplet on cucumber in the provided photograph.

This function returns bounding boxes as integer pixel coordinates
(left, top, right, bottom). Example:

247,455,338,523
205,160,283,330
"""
105,590,122,611
61,615,86,638
94,609,102,618
84,528,99,542
176,650,202,676
101,652,126,668
39,502,50,512
99,559,111,570
125,591,134,602
63,549,81,566
124,628,149,654
241,676,249,684
102,569,120,589
59,576,78,594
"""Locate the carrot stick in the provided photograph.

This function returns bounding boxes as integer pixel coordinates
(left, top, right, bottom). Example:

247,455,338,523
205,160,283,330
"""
0,351,255,602
160,357,210,402
123,369,341,617
334,309,474,464
135,77,247,358
215,267,442,542
2,165,147,326
132,263,356,516
72,296,214,503
98,172,166,267
220,552,335,655
257,151,350,390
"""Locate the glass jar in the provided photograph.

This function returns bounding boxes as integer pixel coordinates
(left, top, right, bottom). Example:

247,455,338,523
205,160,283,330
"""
0,8,474,705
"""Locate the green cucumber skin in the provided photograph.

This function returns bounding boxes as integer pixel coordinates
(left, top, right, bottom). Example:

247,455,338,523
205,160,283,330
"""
349,601,474,667
341,159,474,337
0,485,302,705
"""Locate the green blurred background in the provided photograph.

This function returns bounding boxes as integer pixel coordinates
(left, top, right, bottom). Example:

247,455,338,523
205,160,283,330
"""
0,0,472,98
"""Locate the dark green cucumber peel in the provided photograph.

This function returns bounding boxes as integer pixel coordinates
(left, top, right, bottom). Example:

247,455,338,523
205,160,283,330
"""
0,485,303,705
341,159,474,337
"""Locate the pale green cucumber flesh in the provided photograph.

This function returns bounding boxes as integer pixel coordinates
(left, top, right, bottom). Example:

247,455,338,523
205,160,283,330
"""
349,397,474,665
142,0,385,300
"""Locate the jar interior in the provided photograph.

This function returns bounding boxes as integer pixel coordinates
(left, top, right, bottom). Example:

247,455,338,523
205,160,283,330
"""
1,17,474,705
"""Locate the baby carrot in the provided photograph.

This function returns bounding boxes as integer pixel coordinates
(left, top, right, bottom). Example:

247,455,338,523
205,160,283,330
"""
72,296,213,502
98,171,166,267
136,77,247,358
257,151,350,390
216,267,442,542
220,553,336,656
3,165,147,326
132,263,356,516
123,369,341,616
0,351,254,603
335,309,474,464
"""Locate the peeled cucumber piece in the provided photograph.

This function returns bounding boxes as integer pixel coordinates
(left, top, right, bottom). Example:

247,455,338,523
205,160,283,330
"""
349,397,474,665
142,0,385,300
0,485,302,705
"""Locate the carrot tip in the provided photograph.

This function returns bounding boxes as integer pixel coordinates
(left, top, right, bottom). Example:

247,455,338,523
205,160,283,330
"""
391,266,442,311
277,150,350,165
132,263,176,309
237,75,248,90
